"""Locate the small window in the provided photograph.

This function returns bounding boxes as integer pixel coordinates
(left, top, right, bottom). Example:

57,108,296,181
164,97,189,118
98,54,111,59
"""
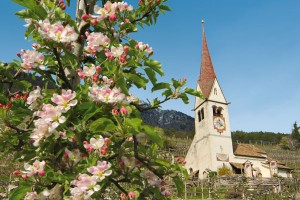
198,108,205,122
214,88,217,95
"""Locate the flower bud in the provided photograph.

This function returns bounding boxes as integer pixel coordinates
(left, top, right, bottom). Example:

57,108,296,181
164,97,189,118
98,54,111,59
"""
22,174,28,179
112,108,119,116
6,103,12,110
17,52,21,57
109,13,118,22
81,14,89,21
128,192,136,199
13,170,20,176
90,19,98,26
104,138,110,145
123,46,129,53
38,169,45,176
120,107,129,115
96,65,102,72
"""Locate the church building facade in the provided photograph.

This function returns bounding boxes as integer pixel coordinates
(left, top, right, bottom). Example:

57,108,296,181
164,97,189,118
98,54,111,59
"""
185,21,292,178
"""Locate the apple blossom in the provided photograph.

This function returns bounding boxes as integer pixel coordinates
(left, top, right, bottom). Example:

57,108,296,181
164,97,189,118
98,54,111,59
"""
87,161,112,182
23,160,45,177
38,19,78,43
64,148,82,166
36,104,66,125
51,89,77,112
71,174,100,199
85,32,110,55
24,191,38,200
26,86,43,110
88,84,126,104
21,49,45,71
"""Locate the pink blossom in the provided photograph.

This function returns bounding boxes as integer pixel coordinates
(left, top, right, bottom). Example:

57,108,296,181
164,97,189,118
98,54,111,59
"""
85,32,110,55
121,156,136,171
136,41,153,55
26,86,43,110
30,118,57,146
111,45,124,57
120,107,129,115
88,84,126,104
21,49,44,70
24,191,38,200
64,148,82,166
84,136,106,153
77,65,97,79
38,19,78,43
128,192,136,199
23,160,45,177
51,89,77,112
36,104,66,124
71,174,100,199
87,161,112,182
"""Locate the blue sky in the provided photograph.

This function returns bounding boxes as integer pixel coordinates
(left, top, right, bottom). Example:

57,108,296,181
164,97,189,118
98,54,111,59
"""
1,0,300,133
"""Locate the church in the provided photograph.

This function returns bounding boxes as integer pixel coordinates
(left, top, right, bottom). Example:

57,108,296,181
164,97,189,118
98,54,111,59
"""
185,21,292,179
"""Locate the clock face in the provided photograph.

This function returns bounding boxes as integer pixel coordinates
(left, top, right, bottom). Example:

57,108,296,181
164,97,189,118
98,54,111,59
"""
213,117,226,133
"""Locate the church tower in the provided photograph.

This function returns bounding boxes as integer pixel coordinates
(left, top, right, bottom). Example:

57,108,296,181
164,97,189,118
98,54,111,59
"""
185,21,234,177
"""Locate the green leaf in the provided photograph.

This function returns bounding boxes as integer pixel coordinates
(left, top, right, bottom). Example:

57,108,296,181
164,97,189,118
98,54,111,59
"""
12,0,36,9
9,183,31,200
66,0,70,6
32,5,48,19
144,60,164,76
142,125,163,147
126,118,142,133
159,5,172,12
144,67,157,85
185,88,203,98
173,176,184,197
155,158,171,167
89,118,115,133
124,73,147,89
13,80,32,90
151,82,170,92
172,78,180,88
179,93,189,104
83,107,101,122
116,77,129,95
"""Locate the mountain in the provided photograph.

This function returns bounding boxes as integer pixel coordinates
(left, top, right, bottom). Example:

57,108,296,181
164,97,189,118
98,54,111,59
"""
141,108,195,132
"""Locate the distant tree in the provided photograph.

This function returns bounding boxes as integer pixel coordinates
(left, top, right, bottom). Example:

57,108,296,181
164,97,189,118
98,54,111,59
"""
291,122,300,142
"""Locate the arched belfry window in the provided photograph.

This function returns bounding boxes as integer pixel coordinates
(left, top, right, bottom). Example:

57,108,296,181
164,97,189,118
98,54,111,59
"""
214,88,217,95
213,106,223,116
198,108,205,122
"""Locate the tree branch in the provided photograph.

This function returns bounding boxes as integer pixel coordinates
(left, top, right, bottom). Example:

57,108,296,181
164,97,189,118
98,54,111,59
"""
133,135,163,179
109,178,127,194
130,97,171,112
131,9,153,24
53,48,72,89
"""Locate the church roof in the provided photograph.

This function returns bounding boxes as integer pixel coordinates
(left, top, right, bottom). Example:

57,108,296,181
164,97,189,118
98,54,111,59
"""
198,20,216,98
233,144,267,158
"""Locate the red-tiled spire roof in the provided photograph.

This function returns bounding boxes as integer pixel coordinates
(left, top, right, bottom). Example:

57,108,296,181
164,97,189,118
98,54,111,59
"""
198,20,216,98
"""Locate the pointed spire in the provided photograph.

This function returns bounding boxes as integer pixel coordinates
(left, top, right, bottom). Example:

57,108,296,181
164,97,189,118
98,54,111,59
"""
198,20,216,98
